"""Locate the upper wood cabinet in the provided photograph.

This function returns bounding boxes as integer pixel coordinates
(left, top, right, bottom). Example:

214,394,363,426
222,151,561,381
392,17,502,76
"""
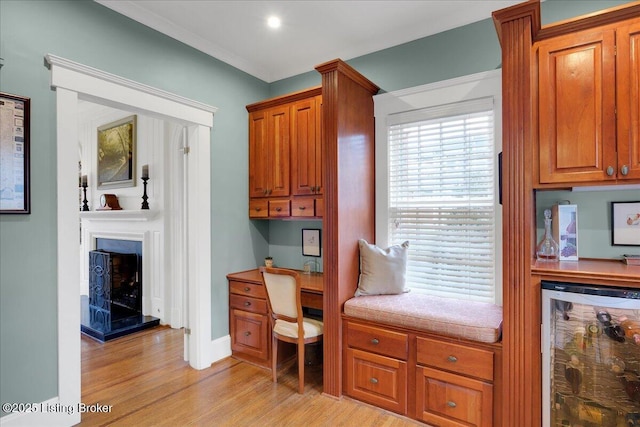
537,17,640,185
247,87,323,219
248,106,290,198
291,95,323,196
616,19,640,181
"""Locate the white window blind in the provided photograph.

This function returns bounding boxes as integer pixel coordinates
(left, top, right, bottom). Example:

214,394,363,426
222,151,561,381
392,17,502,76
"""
387,97,496,303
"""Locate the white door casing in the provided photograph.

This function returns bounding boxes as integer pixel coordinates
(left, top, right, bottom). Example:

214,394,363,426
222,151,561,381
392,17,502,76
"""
46,55,216,427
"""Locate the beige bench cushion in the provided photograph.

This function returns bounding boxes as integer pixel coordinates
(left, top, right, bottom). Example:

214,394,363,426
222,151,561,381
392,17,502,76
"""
344,293,502,344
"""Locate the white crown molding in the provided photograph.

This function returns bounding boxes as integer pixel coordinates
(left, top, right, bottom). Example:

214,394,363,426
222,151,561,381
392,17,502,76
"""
94,0,271,82
46,54,218,116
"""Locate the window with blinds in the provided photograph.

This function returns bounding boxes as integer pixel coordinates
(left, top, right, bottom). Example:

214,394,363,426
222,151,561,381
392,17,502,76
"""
387,98,496,303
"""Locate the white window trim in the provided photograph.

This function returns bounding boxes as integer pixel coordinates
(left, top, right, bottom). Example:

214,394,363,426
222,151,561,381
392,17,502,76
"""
374,70,503,305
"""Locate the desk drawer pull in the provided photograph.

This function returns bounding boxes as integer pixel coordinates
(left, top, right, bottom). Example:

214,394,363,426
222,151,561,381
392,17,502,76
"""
244,301,251,307
298,206,306,210
371,338,379,345
244,331,251,337
370,378,378,384
447,355,458,363
275,207,282,212
244,287,250,292
447,401,457,408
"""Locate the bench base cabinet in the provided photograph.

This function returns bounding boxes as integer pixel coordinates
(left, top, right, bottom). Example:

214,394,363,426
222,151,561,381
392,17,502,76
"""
343,318,501,426
416,367,493,427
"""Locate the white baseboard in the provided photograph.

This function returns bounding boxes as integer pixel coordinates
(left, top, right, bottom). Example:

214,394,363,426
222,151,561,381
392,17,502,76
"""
211,334,231,363
0,397,80,427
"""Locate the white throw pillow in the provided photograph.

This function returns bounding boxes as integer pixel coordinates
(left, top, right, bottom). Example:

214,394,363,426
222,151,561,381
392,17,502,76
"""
355,239,409,297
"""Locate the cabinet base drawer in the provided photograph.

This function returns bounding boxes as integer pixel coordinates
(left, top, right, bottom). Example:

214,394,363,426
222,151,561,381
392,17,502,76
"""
345,348,407,415
417,336,493,381
346,321,408,360
230,309,269,361
416,366,493,427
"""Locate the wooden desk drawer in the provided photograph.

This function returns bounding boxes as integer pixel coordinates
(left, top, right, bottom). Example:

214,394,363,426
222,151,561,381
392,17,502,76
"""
347,321,408,360
230,309,269,361
417,337,493,381
230,294,267,314
249,199,268,218
269,200,290,217
292,198,314,217
229,280,266,299
346,348,407,415
416,366,493,427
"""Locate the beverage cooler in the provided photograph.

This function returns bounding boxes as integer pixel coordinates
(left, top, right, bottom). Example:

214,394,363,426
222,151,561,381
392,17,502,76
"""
542,281,640,427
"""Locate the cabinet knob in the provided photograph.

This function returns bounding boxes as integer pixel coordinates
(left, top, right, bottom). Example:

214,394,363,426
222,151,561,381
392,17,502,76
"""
244,331,251,336
299,206,306,210
255,207,261,212
447,355,458,363
268,189,272,195
244,301,251,306
621,165,629,176
275,207,282,212
606,166,615,176
263,189,268,195
447,401,457,408
244,287,250,292
369,378,378,384
371,338,379,345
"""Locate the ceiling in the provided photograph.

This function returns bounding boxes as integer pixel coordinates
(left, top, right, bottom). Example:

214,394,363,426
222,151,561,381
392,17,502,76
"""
96,0,523,83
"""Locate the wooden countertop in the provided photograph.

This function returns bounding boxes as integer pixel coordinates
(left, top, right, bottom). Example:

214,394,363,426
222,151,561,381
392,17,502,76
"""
227,268,324,294
532,258,640,288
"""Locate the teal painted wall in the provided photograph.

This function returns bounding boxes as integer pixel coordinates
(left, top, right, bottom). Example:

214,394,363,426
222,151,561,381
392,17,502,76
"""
0,0,270,410
0,0,636,417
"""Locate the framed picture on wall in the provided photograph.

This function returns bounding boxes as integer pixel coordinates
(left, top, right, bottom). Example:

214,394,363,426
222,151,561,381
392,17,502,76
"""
0,92,30,214
611,201,640,246
302,228,321,257
97,115,136,189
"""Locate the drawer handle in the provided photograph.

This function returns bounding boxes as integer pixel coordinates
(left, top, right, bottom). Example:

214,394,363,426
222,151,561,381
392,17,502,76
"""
244,331,251,337
255,207,261,212
447,401,457,408
621,165,629,176
447,355,458,363
244,301,251,307
371,338,379,345
244,287,250,292
275,207,282,212
606,166,615,176
370,378,378,384
299,206,306,210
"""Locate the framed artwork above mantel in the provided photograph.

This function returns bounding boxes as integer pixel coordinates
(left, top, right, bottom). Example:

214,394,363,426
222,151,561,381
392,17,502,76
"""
97,115,136,190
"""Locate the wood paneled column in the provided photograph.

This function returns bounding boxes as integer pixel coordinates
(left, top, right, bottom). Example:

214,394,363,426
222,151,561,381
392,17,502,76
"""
492,1,540,426
315,59,379,398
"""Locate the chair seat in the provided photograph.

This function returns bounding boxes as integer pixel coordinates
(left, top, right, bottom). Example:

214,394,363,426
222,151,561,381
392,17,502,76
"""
274,318,323,339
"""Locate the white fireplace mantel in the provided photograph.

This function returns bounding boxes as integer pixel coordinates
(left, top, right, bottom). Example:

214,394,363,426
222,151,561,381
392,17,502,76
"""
79,210,158,221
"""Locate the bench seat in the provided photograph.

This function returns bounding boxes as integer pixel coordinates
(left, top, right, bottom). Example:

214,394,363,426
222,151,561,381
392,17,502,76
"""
343,293,502,344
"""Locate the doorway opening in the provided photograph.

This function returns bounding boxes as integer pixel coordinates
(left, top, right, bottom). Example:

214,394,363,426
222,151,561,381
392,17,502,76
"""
49,54,216,425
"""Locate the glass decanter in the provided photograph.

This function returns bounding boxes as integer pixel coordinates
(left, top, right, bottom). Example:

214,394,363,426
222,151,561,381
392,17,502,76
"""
536,209,559,262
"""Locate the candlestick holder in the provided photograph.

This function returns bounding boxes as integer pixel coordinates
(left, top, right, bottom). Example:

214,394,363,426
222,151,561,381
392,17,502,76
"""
81,183,89,211
141,177,149,210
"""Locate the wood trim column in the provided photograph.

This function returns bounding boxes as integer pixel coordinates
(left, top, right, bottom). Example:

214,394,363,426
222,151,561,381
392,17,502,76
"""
315,59,379,397
492,1,540,426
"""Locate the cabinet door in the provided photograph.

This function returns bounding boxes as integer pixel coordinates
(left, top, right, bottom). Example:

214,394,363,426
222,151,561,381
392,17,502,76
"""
248,110,269,197
617,19,640,181
416,366,493,427
291,98,321,195
538,28,616,184
267,106,290,197
249,106,290,198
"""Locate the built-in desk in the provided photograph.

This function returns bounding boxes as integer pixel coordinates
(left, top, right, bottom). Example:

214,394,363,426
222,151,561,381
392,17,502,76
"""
226,268,323,368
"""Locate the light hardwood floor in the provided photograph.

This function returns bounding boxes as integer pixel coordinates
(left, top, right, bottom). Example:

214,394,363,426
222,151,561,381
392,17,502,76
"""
80,326,423,426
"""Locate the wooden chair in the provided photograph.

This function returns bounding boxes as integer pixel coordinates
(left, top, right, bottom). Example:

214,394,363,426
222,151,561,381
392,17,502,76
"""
260,267,323,394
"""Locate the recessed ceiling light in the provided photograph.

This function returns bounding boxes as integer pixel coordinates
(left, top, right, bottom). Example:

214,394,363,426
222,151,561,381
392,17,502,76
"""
267,15,281,29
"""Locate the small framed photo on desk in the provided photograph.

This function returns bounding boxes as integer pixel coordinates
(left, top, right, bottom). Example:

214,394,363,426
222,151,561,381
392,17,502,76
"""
302,228,321,257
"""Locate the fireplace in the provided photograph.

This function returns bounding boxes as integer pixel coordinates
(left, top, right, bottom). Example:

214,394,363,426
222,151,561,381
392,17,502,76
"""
81,239,159,341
